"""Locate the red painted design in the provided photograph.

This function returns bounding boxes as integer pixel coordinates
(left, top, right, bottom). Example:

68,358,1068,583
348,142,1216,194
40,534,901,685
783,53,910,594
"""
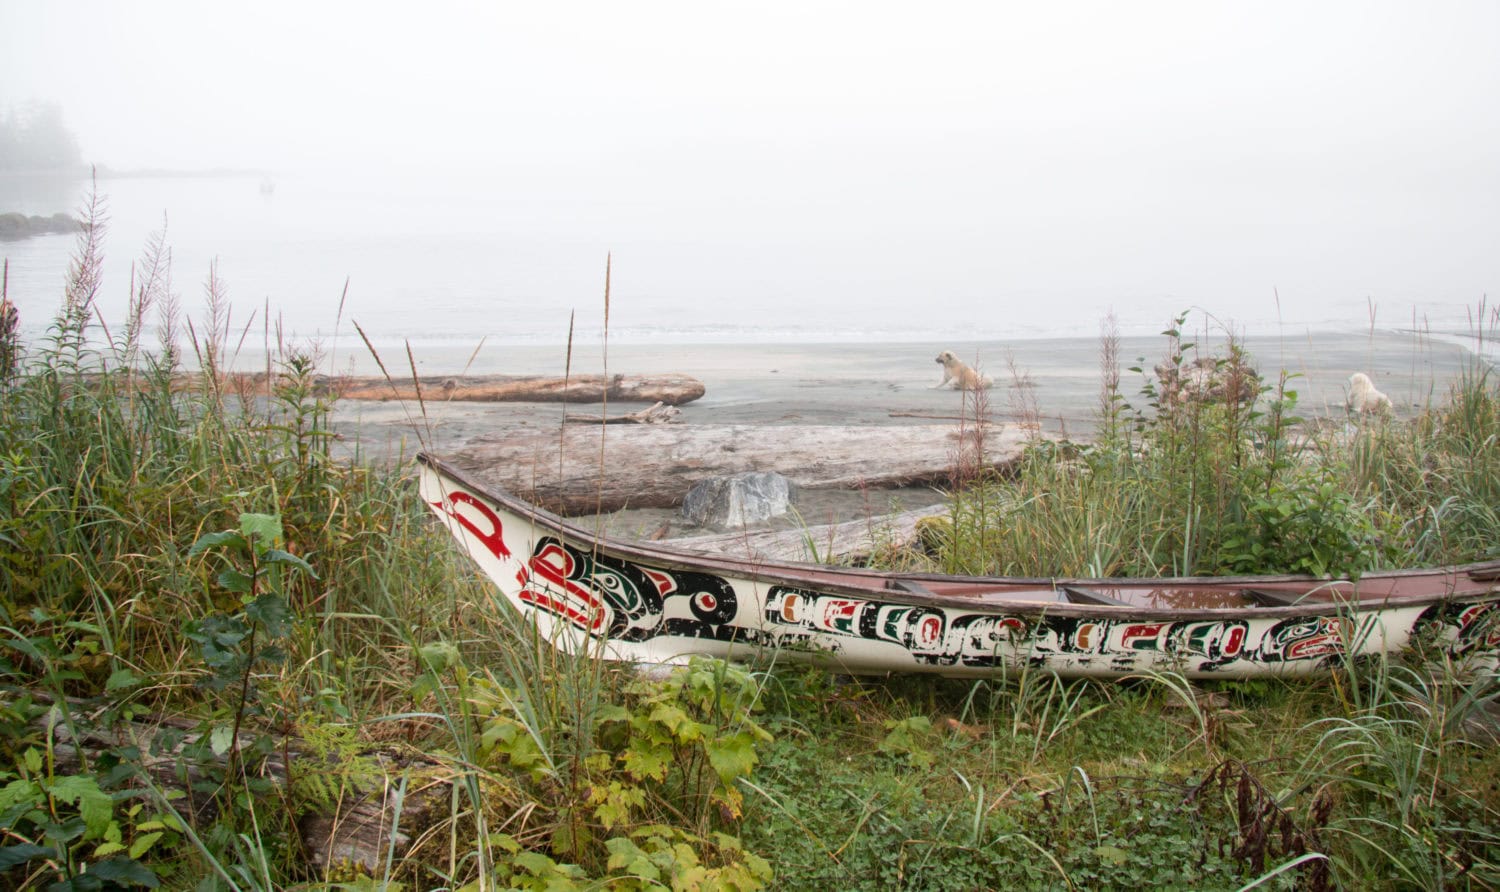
643,568,677,597
1122,623,1168,650
916,614,943,648
518,541,608,633
1285,618,1342,660
1454,603,1500,647
819,599,862,634
431,491,511,560
519,587,606,633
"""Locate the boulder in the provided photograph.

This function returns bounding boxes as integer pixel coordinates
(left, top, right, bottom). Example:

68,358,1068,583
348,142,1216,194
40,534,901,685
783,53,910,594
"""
681,472,797,529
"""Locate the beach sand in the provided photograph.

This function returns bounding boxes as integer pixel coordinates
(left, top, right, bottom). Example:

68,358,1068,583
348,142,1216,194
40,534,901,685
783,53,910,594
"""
326,328,1483,540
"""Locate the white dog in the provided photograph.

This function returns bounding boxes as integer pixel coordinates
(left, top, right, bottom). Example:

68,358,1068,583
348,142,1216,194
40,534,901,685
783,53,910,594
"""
1348,372,1392,414
934,350,993,391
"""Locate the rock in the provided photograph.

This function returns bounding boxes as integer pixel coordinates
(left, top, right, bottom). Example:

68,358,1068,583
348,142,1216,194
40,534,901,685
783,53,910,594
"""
681,472,797,529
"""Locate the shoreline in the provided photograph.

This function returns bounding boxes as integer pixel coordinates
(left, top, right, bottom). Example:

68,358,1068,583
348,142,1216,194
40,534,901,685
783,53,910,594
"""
335,328,1486,454
330,329,1489,540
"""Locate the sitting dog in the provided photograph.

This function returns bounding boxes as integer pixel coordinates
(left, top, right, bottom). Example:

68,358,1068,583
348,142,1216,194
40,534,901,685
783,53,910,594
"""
934,350,993,391
1347,372,1393,414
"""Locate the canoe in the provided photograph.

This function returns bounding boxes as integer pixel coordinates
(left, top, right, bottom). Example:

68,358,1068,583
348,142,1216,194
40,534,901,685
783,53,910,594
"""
418,454,1500,679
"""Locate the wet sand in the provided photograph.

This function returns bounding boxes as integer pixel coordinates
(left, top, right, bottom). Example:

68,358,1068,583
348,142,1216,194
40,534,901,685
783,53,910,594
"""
333,329,1480,460
323,328,1485,540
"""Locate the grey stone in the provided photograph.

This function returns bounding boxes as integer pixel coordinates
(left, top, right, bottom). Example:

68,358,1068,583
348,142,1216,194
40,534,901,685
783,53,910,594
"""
681,472,797,529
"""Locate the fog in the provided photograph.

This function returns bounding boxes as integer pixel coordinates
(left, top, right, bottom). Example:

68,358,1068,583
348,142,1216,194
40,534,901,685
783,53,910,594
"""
2,1,1498,336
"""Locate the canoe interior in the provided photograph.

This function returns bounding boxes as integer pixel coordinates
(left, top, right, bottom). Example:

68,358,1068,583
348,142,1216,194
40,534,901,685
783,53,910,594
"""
874,575,1497,612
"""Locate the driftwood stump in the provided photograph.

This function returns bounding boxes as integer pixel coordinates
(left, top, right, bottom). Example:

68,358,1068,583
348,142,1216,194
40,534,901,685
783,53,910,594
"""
31,704,447,874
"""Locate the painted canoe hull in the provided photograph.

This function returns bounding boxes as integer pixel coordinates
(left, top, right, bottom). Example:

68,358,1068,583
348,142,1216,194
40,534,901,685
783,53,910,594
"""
418,454,1500,679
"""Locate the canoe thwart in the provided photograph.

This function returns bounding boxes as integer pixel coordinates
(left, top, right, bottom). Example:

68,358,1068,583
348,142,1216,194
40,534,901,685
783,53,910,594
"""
1243,588,1308,608
886,579,938,597
1061,586,1133,607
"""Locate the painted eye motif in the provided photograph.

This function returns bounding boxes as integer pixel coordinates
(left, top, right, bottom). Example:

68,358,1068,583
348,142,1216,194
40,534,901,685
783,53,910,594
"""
593,571,641,609
688,584,738,624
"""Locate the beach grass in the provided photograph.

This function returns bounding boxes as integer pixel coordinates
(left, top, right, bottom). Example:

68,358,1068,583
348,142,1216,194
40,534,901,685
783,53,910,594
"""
1,205,1497,889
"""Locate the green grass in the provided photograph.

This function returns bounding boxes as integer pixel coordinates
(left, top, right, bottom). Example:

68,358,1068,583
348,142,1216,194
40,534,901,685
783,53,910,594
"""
1,207,1497,889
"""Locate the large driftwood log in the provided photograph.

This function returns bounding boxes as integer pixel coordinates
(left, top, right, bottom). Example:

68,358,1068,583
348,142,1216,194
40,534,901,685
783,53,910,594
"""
159,372,707,405
668,504,948,563
446,423,1038,515
330,373,705,405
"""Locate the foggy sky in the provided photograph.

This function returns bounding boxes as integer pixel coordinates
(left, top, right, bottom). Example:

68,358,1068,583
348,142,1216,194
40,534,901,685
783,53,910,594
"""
2,1,1497,330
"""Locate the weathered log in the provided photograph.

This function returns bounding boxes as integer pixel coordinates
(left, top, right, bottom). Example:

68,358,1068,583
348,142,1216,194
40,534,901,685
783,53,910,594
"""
668,504,949,563
564,401,682,424
152,372,706,405
31,703,447,874
446,423,1039,515
329,373,705,405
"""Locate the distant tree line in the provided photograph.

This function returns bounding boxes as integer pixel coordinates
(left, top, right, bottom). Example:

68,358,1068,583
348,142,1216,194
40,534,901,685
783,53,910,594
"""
0,102,85,173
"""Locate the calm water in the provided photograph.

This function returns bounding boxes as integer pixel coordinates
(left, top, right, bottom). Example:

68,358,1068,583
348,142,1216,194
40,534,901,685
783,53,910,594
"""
2,170,1494,359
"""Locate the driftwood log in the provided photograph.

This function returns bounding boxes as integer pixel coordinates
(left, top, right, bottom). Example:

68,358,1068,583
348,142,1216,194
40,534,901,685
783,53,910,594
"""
157,372,706,405
564,401,682,425
668,504,948,563
31,703,447,874
446,423,1038,515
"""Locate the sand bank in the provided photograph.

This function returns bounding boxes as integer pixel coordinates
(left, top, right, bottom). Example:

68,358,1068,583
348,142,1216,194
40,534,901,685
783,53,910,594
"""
333,329,1480,460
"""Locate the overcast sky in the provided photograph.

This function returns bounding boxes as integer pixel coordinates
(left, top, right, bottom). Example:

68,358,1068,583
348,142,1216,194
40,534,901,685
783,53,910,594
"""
3,1,1497,335
6,2,1497,175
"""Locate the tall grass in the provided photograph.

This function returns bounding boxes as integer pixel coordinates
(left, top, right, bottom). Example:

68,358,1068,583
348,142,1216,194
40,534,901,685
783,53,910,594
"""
932,311,1499,578
3,199,1496,890
0,205,778,887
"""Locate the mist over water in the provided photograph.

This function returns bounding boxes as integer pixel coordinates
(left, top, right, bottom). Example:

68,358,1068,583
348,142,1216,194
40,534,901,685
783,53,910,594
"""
2,169,1492,360
5,4,1498,363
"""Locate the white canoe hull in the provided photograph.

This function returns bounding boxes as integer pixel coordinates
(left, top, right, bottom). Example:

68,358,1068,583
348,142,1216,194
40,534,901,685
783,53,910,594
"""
419,455,1500,679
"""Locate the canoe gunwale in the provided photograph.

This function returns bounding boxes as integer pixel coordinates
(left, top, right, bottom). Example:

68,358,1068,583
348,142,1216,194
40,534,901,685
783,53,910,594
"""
417,453,1500,623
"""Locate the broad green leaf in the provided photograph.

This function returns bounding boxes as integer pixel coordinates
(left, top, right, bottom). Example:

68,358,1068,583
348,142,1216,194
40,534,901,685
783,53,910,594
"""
260,548,316,577
621,744,671,782
238,513,283,547
209,724,235,757
216,569,253,594
244,593,293,636
648,703,695,738
0,844,50,871
47,774,113,839
187,530,247,557
418,641,459,673
0,777,41,811
84,856,161,887
596,704,631,724
706,732,759,782
128,830,164,860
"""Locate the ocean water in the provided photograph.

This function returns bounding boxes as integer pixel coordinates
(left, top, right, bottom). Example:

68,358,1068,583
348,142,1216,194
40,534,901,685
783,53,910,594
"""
2,170,1495,360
